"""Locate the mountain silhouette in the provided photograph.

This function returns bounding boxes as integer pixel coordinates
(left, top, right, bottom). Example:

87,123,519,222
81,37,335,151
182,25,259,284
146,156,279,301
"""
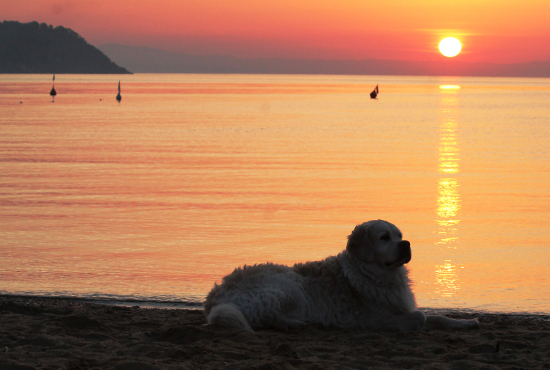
0,21,131,74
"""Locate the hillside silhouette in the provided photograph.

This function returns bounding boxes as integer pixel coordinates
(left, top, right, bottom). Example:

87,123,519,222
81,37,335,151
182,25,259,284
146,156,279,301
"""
0,21,131,74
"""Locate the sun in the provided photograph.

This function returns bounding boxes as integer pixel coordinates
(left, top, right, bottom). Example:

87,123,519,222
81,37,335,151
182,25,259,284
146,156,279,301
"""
439,37,462,57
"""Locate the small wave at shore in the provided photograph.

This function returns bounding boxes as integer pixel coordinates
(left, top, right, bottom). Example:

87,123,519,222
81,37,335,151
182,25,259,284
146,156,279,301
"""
0,294,203,310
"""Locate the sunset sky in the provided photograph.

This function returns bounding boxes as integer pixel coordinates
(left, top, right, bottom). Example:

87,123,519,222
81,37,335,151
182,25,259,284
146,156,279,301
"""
2,0,550,63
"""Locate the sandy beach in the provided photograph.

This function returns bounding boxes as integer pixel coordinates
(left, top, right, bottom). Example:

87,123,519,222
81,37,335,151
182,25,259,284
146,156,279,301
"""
1,296,549,369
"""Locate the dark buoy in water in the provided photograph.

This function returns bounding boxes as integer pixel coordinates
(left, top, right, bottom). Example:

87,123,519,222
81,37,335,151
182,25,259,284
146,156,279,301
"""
116,81,121,102
50,74,57,102
370,84,379,99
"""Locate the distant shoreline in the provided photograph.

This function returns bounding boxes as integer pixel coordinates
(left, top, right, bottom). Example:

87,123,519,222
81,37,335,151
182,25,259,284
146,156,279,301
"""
2,72,550,80
0,72,133,75
98,43,550,78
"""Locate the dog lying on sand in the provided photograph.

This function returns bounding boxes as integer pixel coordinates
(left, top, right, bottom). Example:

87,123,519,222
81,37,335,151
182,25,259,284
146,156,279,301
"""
204,220,479,332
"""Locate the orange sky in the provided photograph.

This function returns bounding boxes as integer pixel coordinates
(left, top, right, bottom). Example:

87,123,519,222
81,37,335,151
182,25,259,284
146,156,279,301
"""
2,0,550,63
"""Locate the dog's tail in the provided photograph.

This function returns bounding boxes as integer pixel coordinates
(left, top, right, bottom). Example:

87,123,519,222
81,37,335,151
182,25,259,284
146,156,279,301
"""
206,303,254,333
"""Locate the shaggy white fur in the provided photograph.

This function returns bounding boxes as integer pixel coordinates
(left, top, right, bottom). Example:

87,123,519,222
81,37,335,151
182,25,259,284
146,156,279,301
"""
204,220,479,332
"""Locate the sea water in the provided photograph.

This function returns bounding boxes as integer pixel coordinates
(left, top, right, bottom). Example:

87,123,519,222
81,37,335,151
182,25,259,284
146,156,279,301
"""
0,74,549,313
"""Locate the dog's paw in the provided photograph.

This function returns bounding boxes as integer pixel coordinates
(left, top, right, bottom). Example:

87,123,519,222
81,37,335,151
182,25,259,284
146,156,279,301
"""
466,318,480,329
411,311,427,331
400,311,426,331
452,318,480,330
424,315,479,330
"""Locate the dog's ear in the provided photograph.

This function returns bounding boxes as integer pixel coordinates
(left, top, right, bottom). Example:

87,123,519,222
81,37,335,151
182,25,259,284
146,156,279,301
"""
346,223,375,262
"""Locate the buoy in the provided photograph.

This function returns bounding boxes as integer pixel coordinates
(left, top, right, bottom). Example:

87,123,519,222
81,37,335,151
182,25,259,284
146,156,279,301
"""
50,74,57,102
116,81,121,102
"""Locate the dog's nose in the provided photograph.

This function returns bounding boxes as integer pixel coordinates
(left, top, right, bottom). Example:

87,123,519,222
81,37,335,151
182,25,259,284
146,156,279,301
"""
399,240,411,264
398,240,410,248
386,240,412,268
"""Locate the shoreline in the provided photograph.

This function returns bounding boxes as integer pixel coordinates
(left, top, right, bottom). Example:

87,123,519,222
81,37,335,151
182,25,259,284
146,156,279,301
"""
2,294,548,317
1,296,549,369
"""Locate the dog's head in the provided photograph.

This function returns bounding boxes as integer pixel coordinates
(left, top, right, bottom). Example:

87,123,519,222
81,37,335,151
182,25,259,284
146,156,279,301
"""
346,220,411,268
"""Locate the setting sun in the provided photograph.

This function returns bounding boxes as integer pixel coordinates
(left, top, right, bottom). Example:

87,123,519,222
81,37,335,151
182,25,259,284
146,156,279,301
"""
439,37,462,57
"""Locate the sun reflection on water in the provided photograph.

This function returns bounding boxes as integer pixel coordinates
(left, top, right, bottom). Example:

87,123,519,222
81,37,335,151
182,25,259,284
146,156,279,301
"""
434,260,462,297
434,86,462,296
437,178,460,225
439,85,461,90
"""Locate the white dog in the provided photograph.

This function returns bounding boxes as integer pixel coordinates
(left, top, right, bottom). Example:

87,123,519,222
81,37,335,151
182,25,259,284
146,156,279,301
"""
204,220,479,332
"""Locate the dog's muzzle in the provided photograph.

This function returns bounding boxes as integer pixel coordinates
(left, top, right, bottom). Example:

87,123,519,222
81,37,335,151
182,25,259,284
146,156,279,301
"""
386,240,411,268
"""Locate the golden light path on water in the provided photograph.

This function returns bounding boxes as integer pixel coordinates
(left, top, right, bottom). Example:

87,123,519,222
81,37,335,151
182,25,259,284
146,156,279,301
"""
434,85,462,298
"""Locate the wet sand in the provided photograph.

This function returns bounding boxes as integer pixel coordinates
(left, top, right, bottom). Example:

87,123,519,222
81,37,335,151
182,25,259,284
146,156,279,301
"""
1,296,549,369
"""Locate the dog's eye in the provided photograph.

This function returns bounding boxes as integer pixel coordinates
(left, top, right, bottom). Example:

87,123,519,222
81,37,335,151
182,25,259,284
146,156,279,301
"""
380,234,390,241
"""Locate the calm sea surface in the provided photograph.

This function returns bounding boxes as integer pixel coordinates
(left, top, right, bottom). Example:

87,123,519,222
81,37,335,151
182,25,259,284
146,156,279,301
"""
1,74,549,313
